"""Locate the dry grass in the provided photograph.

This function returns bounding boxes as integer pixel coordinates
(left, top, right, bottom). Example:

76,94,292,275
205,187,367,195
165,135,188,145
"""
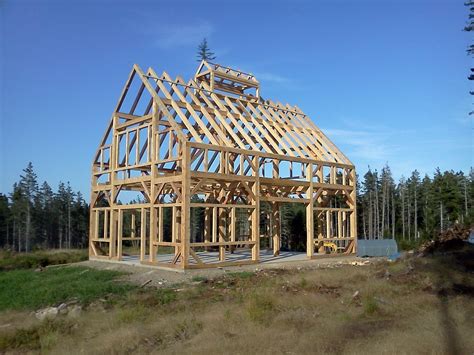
1,250,473,354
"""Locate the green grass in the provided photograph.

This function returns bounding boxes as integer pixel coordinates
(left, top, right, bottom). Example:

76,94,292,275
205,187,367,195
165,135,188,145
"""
0,266,134,311
363,295,380,315
155,288,178,305
0,249,88,271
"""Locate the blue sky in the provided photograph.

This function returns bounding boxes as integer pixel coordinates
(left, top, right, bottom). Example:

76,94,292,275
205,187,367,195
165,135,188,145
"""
0,0,472,196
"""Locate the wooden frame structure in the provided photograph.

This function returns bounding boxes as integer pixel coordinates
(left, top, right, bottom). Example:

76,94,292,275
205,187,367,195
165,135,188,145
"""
89,61,357,269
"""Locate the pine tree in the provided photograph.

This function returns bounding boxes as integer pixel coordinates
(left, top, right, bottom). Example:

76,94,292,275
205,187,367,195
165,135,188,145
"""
380,164,395,237
10,183,26,251
468,168,474,223
65,182,75,248
18,162,38,252
399,176,407,240
56,182,68,249
72,191,89,248
196,38,216,62
0,194,10,248
420,174,435,238
409,170,421,239
35,181,54,248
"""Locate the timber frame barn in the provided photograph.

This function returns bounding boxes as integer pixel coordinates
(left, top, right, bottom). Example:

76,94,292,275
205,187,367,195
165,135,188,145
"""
89,61,357,270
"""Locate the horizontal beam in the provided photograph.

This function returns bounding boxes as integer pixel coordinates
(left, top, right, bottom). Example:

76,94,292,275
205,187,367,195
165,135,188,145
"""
188,142,355,169
190,241,256,247
261,196,310,203
190,202,255,209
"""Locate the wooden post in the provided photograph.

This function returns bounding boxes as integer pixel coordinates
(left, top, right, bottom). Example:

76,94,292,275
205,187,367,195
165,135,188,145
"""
204,207,211,242
158,207,163,243
230,207,236,254
131,213,136,239
252,156,260,262
104,210,108,239
212,207,217,243
272,202,280,256
306,163,314,258
326,210,331,239
350,169,358,252
109,209,117,258
149,103,158,263
218,208,226,261
180,142,191,268
140,208,146,260
94,210,99,240
337,211,342,239
172,207,176,243
117,209,123,261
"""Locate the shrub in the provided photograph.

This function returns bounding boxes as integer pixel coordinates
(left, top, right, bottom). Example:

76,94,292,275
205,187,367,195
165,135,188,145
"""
0,250,88,271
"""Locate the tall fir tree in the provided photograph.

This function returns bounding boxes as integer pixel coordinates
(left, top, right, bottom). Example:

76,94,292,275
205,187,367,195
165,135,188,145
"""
196,38,216,62
18,162,38,252
0,194,10,247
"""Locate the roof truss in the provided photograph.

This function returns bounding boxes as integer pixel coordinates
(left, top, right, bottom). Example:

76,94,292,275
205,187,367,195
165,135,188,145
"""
94,61,351,167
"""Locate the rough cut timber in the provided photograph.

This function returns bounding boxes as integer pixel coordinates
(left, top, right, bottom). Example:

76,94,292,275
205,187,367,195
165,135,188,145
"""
89,60,357,269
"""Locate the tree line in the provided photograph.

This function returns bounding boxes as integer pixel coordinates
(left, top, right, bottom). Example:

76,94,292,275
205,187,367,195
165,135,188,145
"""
0,163,472,252
0,163,89,252
357,166,473,243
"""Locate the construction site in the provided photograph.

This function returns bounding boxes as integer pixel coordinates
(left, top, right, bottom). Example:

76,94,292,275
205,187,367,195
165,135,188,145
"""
88,61,357,270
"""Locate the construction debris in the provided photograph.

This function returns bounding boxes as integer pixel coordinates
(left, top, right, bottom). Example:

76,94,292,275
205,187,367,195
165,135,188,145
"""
418,225,472,256
351,260,371,266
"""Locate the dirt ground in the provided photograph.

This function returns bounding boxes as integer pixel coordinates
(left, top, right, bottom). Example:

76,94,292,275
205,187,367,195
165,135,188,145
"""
80,254,366,287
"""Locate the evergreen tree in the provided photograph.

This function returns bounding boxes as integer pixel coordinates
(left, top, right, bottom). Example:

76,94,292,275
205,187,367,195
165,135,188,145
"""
408,170,421,239
34,181,54,248
196,38,216,62
380,164,396,237
55,182,68,249
18,162,38,252
420,174,435,238
10,183,26,251
0,194,10,248
72,191,89,248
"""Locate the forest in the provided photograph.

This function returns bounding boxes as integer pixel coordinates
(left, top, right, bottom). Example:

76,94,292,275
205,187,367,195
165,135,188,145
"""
0,162,472,252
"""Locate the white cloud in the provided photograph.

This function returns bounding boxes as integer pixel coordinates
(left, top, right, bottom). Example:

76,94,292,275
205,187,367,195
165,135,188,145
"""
324,127,400,162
